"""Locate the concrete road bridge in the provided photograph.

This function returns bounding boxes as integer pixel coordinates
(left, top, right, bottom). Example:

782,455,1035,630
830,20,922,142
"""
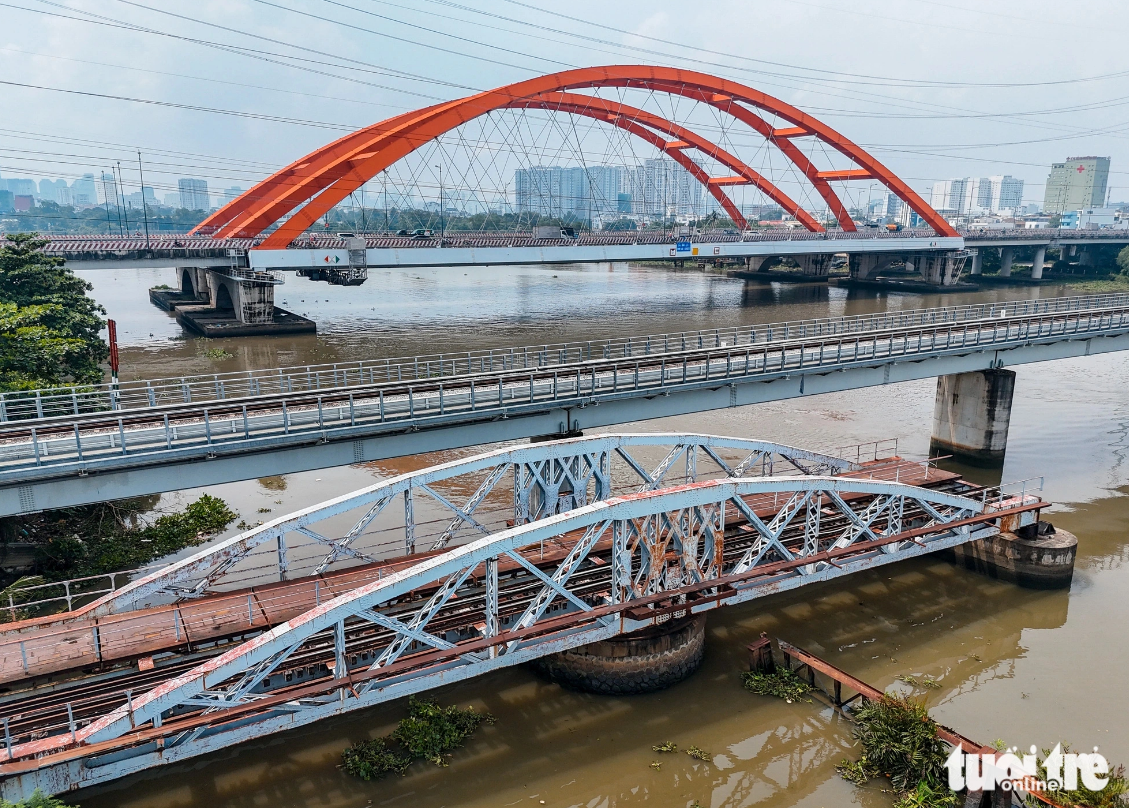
0,292,1126,516
0,432,1046,799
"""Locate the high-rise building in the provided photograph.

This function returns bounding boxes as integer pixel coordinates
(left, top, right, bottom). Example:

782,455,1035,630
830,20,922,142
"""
514,165,626,221
930,175,1024,216
96,173,119,209
0,190,13,213
1044,157,1110,214
178,178,211,211
630,158,702,218
71,174,97,207
223,186,243,203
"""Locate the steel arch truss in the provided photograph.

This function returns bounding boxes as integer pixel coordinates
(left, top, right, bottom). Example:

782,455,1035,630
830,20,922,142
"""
7,475,1000,772
191,66,956,245
85,433,855,616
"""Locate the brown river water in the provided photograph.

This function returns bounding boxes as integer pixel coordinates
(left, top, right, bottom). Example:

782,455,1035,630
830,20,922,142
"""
69,263,1129,808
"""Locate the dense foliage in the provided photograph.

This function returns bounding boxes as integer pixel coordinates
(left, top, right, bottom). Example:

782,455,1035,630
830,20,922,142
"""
1117,245,1129,276
25,494,237,581
835,694,957,807
0,233,106,390
0,790,76,808
341,697,492,780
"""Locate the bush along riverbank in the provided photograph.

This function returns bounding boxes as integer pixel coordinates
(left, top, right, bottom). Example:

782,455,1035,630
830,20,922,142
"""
341,698,493,781
0,494,237,619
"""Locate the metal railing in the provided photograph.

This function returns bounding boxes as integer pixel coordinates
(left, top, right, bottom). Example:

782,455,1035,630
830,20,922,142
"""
2,567,163,621
4,292,1128,424
1,302,1125,484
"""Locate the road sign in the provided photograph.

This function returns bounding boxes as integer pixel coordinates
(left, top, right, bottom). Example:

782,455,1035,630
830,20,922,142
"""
676,240,691,252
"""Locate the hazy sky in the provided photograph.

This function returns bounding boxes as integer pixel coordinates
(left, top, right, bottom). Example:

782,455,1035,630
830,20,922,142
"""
3,0,1128,208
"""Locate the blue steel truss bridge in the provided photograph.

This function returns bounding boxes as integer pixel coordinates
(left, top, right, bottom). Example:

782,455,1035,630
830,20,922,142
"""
0,433,1045,799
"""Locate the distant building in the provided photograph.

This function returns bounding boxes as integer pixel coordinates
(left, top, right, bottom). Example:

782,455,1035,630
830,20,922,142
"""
0,190,12,213
514,165,627,222
162,192,181,207
930,176,1024,216
97,173,119,209
5,178,37,198
178,178,210,211
71,174,97,208
13,195,33,212
223,186,243,203
1059,207,1123,229
1044,157,1110,214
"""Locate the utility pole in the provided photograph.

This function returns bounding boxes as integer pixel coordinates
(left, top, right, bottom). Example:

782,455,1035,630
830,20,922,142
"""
116,162,129,234
136,150,151,250
383,173,389,232
102,172,113,236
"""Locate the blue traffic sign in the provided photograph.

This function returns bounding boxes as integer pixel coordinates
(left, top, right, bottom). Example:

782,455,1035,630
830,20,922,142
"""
676,240,691,252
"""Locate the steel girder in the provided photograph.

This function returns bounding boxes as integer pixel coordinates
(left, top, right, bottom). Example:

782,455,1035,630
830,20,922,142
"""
68,434,853,617
2,475,998,788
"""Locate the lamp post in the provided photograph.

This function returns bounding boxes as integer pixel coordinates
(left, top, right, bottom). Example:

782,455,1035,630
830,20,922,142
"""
434,164,444,238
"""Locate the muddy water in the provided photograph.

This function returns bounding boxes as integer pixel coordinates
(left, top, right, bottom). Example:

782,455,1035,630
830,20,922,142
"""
72,264,1129,808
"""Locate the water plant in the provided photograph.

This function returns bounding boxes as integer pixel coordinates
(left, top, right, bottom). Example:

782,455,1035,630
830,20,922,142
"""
840,694,951,793
652,741,678,753
1022,744,1128,808
341,697,493,780
740,666,813,703
686,745,711,762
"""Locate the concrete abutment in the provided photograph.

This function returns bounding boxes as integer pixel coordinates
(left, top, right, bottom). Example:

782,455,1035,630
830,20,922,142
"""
530,614,706,695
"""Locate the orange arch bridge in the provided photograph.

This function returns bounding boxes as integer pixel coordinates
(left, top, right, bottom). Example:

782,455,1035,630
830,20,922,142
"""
194,66,956,246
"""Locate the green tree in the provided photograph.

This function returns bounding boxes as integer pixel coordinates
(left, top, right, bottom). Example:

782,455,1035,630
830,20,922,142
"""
1118,245,1129,275
0,233,107,389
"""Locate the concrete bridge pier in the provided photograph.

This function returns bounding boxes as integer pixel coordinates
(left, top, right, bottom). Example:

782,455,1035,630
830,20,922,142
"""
1030,245,1046,280
794,254,830,276
968,249,983,276
929,369,1015,466
530,614,706,694
999,246,1014,278
849,253,883,280
917,251,968,286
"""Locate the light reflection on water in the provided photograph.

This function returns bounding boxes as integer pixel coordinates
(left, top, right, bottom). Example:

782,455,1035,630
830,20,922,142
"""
71,265,1129,807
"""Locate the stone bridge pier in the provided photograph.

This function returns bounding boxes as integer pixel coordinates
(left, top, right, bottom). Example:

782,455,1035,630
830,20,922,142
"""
172,267,316,336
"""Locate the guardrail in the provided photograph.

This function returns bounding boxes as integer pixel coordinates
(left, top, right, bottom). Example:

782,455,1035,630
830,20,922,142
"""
1,303,1126,484
4,293,1129,423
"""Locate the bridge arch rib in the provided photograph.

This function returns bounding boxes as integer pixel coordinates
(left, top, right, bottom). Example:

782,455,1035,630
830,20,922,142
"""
47,475,988,752
193,66,955,245
80,433,855,618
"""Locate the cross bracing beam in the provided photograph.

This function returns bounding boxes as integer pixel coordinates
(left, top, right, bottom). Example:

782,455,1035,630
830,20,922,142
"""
0,475,1041,800
1,296,1128,517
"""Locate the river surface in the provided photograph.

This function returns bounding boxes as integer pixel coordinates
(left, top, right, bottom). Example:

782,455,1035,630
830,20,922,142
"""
71,264,1129,808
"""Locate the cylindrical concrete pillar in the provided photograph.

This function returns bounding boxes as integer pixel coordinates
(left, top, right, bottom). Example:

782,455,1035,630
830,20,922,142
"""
948,522,1077,589
530,614,706,695
969,250,983,276
1000,247,1014,278
1030,245,1046,280
929,369,1016,465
